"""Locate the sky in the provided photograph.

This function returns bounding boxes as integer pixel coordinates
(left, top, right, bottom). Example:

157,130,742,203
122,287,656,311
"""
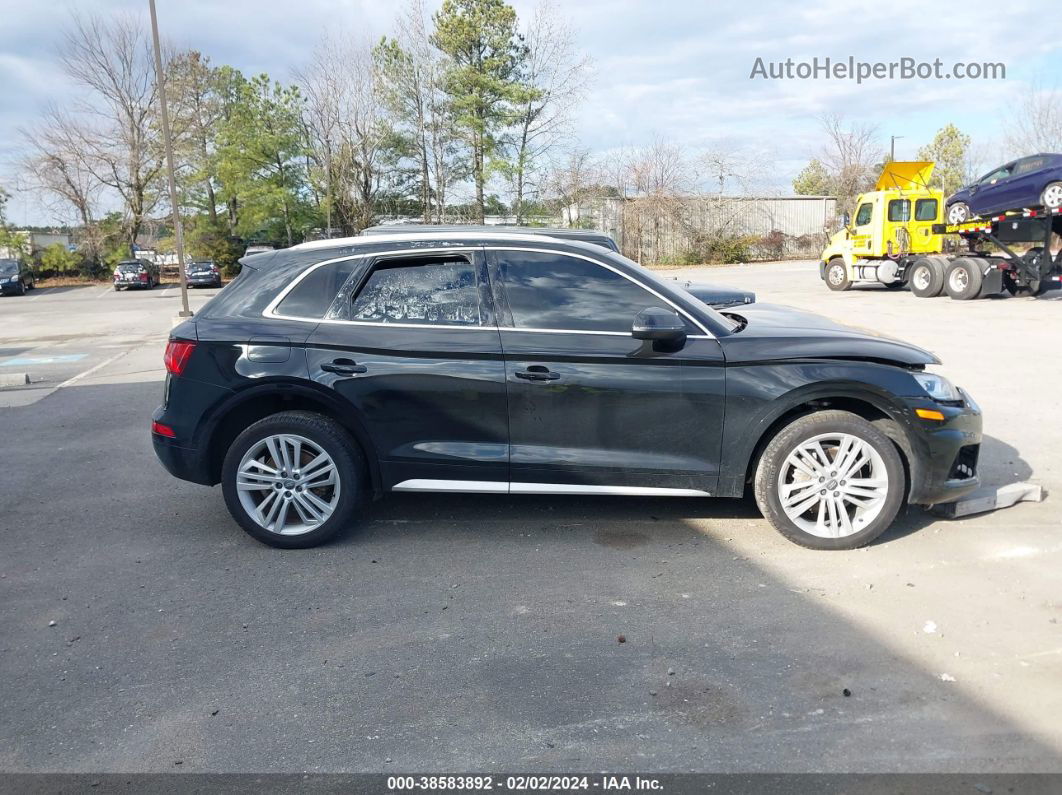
1,0,1060,226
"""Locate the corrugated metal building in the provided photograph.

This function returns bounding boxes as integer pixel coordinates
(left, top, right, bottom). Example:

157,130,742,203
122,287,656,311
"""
566,196,838,263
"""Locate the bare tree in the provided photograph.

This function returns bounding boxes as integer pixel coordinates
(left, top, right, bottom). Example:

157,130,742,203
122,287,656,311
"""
506,1,591,223
167,51,227,226
61,13,166,250
817,113,881,211
20,107,104,259
620,138,697,263
299,33,391,233
375,0,459,224
1004,81,1062,156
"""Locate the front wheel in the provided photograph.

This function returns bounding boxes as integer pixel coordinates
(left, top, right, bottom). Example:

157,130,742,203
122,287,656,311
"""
221,411,367,549
14,280,26,296
824,258,851,291
754,411,906,550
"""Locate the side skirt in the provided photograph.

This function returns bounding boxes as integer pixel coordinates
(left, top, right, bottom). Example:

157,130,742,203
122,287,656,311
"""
391,479,711,497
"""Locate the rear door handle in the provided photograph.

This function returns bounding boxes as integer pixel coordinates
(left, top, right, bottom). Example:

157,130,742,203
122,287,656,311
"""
515,365,560,382
321,358,367,375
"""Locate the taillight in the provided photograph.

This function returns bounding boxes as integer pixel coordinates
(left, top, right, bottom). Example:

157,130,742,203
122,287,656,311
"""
151,420,176,438
164,339,196,376
140,272,149,282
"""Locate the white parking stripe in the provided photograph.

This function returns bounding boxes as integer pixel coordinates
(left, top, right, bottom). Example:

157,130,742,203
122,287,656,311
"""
57,347,136,389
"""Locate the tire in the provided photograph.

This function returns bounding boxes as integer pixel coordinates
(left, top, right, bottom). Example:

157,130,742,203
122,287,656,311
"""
944,257,984,300
754,410,906,550
908,257,945,297
14,280,25,296
824,258,851,291
221,411,367,549
1040,181,1062,210
947,202,970,224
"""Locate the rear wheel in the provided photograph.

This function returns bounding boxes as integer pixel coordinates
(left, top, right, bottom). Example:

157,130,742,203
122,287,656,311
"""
944,257,984,300
908,257,945,297
754,411,906,550
1040,181,1062,210
947,202,970,224
825,258,851,291
221,411,367,549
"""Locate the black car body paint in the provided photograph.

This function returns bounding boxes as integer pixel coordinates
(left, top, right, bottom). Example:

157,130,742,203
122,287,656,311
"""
153,233,981,517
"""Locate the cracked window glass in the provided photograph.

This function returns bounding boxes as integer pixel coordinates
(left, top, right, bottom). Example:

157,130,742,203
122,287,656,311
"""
351,258,481,326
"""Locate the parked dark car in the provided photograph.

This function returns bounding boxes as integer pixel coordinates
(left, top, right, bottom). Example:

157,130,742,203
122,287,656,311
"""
186,260,222,288
0,258,35,295
113,259,159,290
946,153,1062,223
361,224,756,309
152,230,982,551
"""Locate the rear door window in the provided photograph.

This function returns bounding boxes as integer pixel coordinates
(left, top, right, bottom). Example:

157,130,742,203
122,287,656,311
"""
915,199,938,221
350,255,483,327
888,200,910,222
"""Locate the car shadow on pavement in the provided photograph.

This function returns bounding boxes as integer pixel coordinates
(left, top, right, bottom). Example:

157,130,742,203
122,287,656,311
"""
0,378,1057,773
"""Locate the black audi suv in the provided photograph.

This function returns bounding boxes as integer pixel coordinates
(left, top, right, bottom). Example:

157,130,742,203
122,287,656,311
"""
152,230,982,550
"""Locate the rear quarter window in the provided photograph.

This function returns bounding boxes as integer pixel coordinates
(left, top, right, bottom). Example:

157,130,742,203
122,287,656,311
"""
274,259,361,319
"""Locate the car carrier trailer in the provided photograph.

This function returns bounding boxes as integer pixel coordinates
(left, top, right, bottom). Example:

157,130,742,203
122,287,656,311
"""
818,161,1062,299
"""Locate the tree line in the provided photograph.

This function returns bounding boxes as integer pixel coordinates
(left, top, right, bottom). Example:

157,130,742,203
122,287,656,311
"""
14,0,591,273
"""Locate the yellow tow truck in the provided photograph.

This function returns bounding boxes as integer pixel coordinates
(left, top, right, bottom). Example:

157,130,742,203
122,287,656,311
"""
819,161,1062,299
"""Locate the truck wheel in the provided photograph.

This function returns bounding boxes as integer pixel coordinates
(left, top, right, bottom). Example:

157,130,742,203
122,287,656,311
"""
947,202,970,224
908,257,944,297
825,258,851,291
944,257,984,300
1040,182,1062,210
754,410,906,550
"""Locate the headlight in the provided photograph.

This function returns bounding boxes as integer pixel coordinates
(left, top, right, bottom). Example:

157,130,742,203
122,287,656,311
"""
913,372,962,402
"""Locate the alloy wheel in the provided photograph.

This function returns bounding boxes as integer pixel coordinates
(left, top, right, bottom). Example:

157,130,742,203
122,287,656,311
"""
1042,184,1062,209
776,432,890,538
235,433,341,535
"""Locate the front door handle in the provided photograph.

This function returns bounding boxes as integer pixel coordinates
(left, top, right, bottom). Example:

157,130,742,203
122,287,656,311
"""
321,358,367,375
515,365,560,382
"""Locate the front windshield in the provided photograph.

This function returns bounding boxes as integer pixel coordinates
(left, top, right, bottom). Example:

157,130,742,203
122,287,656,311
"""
0,260,19,275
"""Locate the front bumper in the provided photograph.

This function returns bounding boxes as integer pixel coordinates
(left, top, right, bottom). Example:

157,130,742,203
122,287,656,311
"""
900,388,982,506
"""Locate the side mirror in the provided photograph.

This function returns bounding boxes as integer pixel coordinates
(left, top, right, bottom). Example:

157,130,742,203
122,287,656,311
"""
841,212,851,229
632,307,686,344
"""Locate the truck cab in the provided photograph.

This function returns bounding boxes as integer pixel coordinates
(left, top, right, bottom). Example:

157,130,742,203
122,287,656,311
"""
820,162,944,288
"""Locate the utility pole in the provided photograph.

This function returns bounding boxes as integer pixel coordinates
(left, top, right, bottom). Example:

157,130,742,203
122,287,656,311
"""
890,135,905,162
148,0,192,318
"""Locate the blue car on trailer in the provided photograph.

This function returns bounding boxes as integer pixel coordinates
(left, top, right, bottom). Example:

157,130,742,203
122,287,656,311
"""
946,153,1062,223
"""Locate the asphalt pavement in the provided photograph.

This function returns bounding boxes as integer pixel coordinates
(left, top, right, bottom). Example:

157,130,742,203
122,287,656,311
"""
1,266,1059,773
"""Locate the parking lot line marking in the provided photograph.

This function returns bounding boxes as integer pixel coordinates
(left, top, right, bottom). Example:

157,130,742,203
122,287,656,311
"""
2,353,88,367
57,347,136,389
